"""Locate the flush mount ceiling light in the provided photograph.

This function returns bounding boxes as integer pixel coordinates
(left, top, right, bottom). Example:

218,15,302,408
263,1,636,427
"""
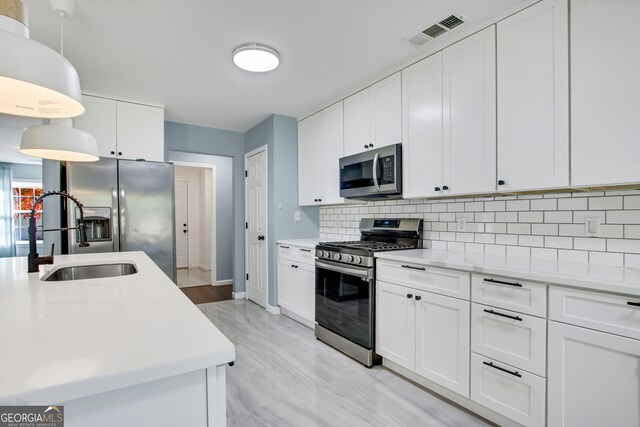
20,119,99,162
0,0,84,118
232,43,280,72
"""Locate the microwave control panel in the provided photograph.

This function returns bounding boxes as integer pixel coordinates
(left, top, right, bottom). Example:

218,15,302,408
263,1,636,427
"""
381,156,395,184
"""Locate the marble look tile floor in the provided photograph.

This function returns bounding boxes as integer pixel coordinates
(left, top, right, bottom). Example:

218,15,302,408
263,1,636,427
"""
198,300,491,427
176,267,212,288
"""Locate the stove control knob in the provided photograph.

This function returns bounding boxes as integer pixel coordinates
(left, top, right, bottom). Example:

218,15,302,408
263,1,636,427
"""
333,253,342,261
346,255,354,263
317,250,324,258
355,256,363,265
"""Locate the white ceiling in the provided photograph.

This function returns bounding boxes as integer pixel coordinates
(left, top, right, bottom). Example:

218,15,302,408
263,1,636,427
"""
17,0,533,134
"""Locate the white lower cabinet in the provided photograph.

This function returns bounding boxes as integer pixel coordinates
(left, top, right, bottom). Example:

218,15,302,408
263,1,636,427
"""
277,244,315,327
376,278,470,398
548,320,640,427
470,353,546,427
471,303,547,376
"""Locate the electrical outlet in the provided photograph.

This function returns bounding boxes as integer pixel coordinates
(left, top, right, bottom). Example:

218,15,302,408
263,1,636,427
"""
294,211,301,222
456,218,466,231
584,217,601,237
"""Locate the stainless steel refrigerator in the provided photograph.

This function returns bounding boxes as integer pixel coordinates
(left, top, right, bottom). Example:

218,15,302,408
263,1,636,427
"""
64,158,176,282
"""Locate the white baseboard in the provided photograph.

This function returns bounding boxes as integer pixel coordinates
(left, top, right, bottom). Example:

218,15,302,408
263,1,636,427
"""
232,292,245,299
198,265,212,271
214,279,233,286
266,305,281,315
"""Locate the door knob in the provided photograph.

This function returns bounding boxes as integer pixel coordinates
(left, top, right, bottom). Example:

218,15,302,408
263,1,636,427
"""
258,235,265,241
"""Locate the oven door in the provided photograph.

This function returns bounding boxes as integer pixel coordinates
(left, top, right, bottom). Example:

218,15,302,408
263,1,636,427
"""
315,259,374,349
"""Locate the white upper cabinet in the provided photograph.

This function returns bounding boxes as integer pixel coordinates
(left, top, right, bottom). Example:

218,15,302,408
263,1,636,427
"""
73,96,117,158
116,101,164,162
571,0,640,186
298,102,344,206
442,26,497,196
297,114,321,206
497,0,569,192
344,72,402,156
402,52,444,199
74,95,165,162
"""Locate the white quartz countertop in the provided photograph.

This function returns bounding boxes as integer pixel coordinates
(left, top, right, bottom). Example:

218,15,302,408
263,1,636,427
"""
276,238,321,249
376,249,640,298
0,251,235,405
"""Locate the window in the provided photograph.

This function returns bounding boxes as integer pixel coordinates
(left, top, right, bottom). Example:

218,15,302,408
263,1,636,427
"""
12,181,43,243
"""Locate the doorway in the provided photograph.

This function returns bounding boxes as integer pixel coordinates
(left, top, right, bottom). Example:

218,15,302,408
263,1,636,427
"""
173,164,216,288
245,145,268,308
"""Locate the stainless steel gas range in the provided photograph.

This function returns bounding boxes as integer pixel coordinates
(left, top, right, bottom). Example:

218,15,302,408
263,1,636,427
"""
314,218,423,367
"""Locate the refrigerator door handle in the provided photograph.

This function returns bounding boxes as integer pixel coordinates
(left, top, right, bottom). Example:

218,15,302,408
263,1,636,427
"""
111,187,119,252
119,187,127,251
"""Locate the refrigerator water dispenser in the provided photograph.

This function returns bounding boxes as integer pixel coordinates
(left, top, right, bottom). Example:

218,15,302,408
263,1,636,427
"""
76,207,111,242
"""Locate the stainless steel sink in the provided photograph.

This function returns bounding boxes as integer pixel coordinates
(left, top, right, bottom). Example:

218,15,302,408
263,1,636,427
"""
42,263,138,281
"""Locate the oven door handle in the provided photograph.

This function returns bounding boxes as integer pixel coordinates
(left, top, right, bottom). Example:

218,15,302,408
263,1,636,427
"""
372,152,381,191
315,260,373,279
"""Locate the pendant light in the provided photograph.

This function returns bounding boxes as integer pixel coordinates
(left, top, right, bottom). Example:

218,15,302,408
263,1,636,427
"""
232,43,280,72
0,0,84,118
19,0,98,162
21,118,98,162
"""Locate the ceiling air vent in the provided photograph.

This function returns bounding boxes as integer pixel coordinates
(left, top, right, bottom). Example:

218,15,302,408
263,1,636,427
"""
404,13,466,47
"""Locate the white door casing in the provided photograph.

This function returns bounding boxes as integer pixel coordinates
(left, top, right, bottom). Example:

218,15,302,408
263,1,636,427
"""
245,147,268,308
174,179,189,269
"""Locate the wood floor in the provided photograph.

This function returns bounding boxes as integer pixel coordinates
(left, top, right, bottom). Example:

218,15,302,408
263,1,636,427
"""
181,284,233,305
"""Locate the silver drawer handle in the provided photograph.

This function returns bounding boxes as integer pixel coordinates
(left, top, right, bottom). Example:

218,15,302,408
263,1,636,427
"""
401,265,426,271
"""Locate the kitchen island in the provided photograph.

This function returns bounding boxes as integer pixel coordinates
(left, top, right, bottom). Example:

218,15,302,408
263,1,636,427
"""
0,251,235,427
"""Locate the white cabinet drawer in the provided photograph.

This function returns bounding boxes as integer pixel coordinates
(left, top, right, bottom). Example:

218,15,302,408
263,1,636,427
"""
471,303,546,376
377,260,470,299
472,274,546,317
549,287,640,340
471,353,545,427
277,244,315,264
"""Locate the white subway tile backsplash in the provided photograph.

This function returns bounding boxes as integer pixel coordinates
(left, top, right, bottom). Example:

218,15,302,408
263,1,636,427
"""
544,211,573,223
545,236,573,249
518,211,544,223
508,246,531,258
319,189,640,267
589,251,624,267
625,254,640,268
496,212,518,223
625,196,640,210
589,196,623,210
485,201,506,212
531,248,558,260
558,250,589,263
507,200,530,211
607,239,640,254
574,237,607,252
607,210,640,224
507,223,531,235
530,199,557,211
558,198,588,211
485,223,507,234
496,234,518,246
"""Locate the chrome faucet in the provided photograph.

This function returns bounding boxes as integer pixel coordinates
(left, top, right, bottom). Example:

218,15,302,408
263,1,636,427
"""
28,191,89,273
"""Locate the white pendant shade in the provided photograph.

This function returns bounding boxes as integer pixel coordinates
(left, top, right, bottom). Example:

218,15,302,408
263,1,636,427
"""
20,120,99,162
0,15,84,119
232,43,280,72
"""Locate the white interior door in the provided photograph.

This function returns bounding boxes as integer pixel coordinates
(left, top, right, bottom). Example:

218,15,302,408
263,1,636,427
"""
245,148,268,308
174,179,189,268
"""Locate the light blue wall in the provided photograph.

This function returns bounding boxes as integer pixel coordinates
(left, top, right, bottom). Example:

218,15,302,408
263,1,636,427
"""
168,151,234,281
244,115,320,306
11,163,42,181
164,121,246,292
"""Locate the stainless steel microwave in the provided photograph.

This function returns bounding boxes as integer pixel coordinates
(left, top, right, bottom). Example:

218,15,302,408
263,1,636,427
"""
339,144,402,199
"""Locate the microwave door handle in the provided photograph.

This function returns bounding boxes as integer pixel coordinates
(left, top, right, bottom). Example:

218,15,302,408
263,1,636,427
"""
372,152,380,191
